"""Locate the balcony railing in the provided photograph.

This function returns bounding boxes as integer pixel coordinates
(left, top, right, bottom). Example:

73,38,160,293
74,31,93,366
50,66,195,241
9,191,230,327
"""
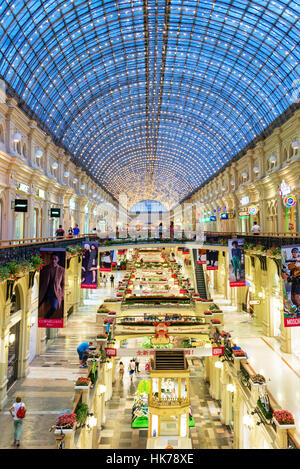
149,396,189,408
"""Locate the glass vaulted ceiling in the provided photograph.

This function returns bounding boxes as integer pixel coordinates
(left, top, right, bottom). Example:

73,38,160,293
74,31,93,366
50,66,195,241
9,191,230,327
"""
0,1,299,206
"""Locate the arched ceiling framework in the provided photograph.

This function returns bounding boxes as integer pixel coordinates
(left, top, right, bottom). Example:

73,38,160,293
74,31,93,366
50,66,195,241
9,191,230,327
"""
0,0,299,206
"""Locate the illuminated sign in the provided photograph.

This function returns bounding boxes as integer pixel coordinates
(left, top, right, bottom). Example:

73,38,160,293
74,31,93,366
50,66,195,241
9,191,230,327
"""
248,205,259,215
210,216,217,221
283,195,296,208
240,196,249,206
14,199,28,212
36,189,45,199
221,213,228,220
17,183,29,193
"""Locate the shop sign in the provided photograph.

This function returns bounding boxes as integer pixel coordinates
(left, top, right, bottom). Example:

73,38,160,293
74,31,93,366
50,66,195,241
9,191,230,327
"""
240,196,249,206
249,300,261,305
212,346,225,356
221,213,228,220
279,180,292,198
210,216,217,221
104,347,117,357
17,183,29,193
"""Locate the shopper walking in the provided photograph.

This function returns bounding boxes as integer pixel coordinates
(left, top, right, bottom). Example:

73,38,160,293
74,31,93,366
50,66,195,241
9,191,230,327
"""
9,396,26,447
110,274,115,288
129,359,135,382
68,227,73,238
103,275,107,288
135,357,140,373
159,222,163,240
251,221,261,235
119,361,124,380
170,221,174,241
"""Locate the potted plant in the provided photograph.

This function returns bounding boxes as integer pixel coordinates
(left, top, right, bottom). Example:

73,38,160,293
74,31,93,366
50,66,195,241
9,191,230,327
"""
55,413,77,433
273,410,295,429
75,377,91,389
75,402,89,427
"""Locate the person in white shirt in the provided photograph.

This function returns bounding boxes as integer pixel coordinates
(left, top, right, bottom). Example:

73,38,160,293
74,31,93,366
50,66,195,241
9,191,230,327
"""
9,396,26,447
251,221,261,235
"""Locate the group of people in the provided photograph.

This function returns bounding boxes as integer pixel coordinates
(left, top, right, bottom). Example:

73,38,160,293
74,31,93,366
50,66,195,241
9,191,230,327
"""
55,224,80,238
118,358,140,382
99,273,115,288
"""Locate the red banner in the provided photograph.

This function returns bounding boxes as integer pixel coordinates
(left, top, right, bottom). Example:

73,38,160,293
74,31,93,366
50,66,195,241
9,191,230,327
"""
38,318,63,328
284,317,300,327
229,281,246,287
212,346,224,356
81,283,97,289
105,347,117,357
99,267,111,272
180,289,186,294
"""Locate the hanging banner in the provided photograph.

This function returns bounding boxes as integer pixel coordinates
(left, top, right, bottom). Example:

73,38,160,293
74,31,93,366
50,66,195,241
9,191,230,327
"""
100,251,112,272
197,249,206,264
105,347,117,357
38,248,66,328
281,244,300,327
81,242,98,289
228,239,245,287
206,250,219,270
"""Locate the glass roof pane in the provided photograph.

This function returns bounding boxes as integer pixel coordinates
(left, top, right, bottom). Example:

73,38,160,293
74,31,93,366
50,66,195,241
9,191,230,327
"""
0,0,299,206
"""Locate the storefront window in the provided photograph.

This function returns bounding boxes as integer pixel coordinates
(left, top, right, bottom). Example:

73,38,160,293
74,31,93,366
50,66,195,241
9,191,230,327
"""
15,212,24,239
7,322,20,389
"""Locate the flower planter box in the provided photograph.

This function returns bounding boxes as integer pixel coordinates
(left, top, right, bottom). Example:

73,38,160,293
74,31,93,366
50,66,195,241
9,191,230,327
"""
273,418,296,429
75,383,91,390
54,424,76,435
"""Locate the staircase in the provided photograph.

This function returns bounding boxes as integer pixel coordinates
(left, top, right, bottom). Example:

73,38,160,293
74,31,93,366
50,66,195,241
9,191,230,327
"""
154,351,186,370
192,249,208,299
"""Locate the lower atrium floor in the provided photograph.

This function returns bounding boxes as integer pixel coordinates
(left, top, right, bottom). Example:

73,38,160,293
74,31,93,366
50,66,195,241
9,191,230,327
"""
0,272,299,449
0,283,233,449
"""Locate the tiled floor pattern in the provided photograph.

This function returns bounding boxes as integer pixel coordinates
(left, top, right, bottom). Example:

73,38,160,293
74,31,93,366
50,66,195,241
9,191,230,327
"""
98,359,232,449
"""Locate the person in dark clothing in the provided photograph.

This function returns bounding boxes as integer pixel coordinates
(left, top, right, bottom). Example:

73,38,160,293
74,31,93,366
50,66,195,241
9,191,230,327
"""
55,225,65,239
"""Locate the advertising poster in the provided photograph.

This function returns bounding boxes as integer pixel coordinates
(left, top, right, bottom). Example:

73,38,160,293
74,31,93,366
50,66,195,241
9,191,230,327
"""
38,248,65,328
197,249,206,264
228,239,245,287
81,242,98,289
100,251,112,272
206,250,218,270
281,244,300,327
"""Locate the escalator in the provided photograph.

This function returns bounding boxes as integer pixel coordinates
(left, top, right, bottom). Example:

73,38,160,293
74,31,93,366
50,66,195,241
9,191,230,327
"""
192,249,208,299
